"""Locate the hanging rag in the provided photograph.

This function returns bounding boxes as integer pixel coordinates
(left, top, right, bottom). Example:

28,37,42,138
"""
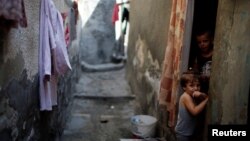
39,0,72,111
112,3,119,25
121,7,129,34
159,0,189,128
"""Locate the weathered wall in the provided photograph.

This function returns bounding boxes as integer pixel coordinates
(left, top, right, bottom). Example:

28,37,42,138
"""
78,0,116,64
0,0,40,140
209,0,250,125
127,0,250,140
126,0,172,139
0,0,80,140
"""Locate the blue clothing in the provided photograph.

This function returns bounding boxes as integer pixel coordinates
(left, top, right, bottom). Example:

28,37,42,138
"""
175,102,197,136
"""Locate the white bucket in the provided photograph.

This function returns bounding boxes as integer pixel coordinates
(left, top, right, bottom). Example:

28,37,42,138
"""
130,115,157,138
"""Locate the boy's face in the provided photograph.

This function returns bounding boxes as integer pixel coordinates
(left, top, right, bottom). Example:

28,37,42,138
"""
183,82,196,94
196,32,213,53
193,80,201,91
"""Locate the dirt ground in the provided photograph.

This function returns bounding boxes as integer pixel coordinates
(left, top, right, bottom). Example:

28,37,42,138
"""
61,67,137,141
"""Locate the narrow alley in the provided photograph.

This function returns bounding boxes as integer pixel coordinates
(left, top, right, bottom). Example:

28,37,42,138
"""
0,0,249,141
61,67,137,141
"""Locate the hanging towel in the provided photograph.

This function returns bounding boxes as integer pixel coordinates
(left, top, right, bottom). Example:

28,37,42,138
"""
121,7,129,34
39,0,72,111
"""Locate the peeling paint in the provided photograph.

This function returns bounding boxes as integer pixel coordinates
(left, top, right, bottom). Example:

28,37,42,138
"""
134,35,146,68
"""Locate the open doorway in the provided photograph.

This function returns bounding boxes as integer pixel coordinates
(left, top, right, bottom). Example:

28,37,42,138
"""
188,0,218,93
188,1,218,141
188,0,218,68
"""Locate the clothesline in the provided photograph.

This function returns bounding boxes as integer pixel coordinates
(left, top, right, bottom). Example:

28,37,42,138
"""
117,1,130,5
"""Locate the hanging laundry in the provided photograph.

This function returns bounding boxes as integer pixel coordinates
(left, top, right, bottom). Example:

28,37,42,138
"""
121,7,129,22
0,0,27,31
65,26,70,47
159,0,190,129
121,7,129,34
39,0,72,111
112,3,119,25
61,12,70,47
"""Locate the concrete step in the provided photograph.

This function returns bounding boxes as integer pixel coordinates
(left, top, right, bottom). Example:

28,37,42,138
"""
81,61,125,72
73,94,136,100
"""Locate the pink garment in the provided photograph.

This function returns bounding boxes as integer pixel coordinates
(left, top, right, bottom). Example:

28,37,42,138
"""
39,0,72,111
65,26,70,47
159,0,188,128
61,12,70,47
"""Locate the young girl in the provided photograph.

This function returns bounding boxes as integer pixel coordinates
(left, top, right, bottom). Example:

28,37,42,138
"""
175,72,208,141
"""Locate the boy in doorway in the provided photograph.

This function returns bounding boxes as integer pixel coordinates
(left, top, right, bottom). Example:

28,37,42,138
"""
190,29,214,93
189,29,214,141
175,71,208,141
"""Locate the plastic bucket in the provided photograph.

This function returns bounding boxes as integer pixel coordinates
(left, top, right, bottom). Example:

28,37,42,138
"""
130,115,157,138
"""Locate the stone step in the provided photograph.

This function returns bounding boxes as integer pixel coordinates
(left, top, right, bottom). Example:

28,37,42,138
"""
73,94,136,100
